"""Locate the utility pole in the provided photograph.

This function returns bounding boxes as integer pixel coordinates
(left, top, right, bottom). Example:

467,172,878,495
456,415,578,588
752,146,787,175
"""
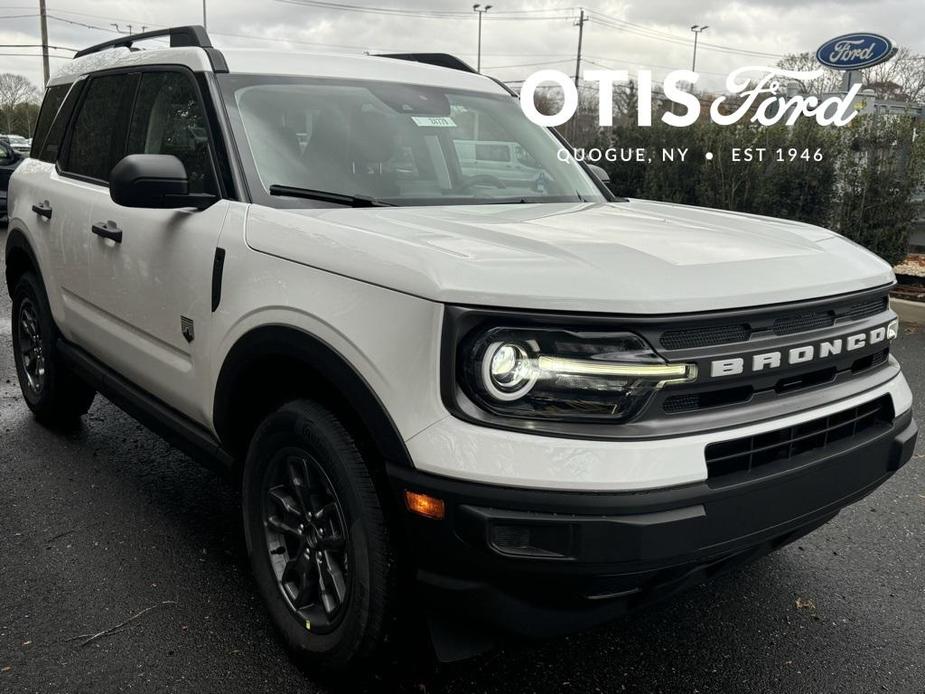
38,0,49,87
690,24,709,73
570,8,587,141
472,4,492,73
203,0,208,30
574,8,587,87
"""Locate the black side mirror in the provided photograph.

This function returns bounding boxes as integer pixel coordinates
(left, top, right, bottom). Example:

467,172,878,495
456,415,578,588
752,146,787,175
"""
587,163,610,184
110,154,216,209
586,163,619,196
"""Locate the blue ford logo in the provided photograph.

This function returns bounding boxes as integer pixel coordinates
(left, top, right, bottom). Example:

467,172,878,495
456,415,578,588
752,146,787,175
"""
816,33,895,70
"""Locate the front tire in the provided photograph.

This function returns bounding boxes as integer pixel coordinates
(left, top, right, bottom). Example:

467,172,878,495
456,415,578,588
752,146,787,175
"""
11,272,95,423
242,400,397,671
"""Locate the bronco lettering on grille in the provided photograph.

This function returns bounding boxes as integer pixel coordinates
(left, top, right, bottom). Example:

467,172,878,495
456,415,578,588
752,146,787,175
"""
709,321,897,378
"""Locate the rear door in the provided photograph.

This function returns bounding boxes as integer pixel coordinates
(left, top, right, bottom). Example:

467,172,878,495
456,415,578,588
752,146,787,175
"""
83,68,230,422
7,78,98,339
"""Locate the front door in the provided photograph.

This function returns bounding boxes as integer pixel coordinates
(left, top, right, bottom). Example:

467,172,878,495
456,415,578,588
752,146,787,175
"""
82,69,230,422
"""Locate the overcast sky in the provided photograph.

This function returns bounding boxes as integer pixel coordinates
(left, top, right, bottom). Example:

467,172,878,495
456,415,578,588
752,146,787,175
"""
1,0,923,92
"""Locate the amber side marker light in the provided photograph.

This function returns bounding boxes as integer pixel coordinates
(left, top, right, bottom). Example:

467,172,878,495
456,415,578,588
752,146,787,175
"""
404,490,445,520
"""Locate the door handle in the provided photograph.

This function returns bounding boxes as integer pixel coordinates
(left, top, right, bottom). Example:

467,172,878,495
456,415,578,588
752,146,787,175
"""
32,201,52,219
91,221,123,243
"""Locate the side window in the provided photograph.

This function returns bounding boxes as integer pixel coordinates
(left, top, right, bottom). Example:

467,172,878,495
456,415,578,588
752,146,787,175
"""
31,83,69,159
0,141,14,165
64,73,136,182
38,81,81,164
127,72,216,195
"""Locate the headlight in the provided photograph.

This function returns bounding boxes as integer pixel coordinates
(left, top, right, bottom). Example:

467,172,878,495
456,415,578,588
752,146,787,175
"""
482,341,538,401
459,327,697,423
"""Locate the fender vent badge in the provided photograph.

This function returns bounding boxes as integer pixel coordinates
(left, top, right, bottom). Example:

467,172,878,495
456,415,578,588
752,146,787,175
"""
180,316,195,343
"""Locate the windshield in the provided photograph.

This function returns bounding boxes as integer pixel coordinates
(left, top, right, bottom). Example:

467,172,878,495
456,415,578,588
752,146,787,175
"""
220,74,606,207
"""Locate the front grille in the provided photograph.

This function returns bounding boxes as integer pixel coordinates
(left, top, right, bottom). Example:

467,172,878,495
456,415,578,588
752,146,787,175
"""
663,386,753,414
772,311,834,335
705,395,893,479
661,324,751,350
845,297,889,321
662,350,888,416
658,295,889,351
662,393,699,414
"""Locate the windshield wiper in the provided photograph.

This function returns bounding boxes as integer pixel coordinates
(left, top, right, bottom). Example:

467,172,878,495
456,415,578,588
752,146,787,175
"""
269,184,395,207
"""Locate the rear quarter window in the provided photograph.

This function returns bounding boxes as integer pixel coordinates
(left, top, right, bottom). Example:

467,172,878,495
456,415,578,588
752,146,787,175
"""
37,82,81,164
32,83,70,162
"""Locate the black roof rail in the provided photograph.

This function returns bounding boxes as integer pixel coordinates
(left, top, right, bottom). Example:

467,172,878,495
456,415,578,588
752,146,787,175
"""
378,52,518,98
73,25,228,73
377,53,477,74
74,25,211,58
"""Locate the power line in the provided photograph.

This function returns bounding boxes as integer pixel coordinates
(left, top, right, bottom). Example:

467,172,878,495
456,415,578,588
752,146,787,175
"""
46,14,123,33
16,6,164,26
207,29,404,53
273,0,573,20
588,10,787,59
274,0,488,18
14,1,799,76
484,58,575,69
0,52,68,58
0,43,75,51
584,55,730,77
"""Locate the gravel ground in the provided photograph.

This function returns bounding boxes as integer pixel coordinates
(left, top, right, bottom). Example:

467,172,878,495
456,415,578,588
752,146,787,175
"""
1,226,924,693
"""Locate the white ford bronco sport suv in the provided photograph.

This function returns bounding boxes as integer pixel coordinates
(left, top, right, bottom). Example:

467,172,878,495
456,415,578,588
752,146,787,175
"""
5,26,918,669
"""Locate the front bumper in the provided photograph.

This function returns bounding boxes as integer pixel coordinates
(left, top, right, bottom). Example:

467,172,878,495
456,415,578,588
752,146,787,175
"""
389,407,917,639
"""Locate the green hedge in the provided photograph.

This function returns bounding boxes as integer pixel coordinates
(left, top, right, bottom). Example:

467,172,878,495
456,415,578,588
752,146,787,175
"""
582,115,924,266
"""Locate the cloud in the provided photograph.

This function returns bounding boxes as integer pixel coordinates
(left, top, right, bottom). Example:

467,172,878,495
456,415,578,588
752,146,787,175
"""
0,0,921,93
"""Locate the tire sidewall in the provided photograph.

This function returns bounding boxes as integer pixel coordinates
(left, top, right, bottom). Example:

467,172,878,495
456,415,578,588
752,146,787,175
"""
242,403,383,666
11,272,57,409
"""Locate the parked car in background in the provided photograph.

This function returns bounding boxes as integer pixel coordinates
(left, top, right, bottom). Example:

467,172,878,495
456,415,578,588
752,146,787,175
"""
454,140,544,187
0,134,31,157
0,139,24,223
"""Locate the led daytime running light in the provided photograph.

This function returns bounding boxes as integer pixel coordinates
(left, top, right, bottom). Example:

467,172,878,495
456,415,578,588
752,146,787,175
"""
536,355,697,383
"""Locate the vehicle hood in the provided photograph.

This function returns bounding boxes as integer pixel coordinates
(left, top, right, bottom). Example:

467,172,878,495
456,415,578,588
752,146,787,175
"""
245,200,894,314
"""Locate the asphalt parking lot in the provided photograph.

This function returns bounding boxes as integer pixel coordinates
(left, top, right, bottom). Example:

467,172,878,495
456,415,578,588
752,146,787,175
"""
1,226,924,693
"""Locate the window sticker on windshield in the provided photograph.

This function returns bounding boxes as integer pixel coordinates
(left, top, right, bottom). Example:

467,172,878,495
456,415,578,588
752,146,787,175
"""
411,116,457,128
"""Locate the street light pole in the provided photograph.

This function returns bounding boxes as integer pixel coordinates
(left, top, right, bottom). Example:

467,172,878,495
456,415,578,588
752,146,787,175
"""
690,24,709,73
472,4,492,73
203,0,208,30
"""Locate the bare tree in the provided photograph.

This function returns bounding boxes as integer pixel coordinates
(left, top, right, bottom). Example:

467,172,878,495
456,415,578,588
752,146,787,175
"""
0,73,40,133
775,52,842,95
776,48,925,101
865,48,925,102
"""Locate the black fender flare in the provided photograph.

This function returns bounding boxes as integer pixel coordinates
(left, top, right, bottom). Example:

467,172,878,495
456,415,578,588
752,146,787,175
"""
4,227,42,293
213,325,414,468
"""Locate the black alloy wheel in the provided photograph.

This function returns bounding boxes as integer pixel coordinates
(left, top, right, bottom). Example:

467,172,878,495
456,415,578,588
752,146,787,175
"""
263,450,351,633
16,296,46,396
11,272,95,422
243,399,397,670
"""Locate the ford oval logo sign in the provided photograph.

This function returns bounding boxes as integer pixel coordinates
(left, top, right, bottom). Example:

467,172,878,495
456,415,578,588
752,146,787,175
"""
816,33,895,70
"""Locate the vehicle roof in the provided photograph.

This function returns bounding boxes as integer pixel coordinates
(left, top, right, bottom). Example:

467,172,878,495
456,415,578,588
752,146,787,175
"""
48,45,508,95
